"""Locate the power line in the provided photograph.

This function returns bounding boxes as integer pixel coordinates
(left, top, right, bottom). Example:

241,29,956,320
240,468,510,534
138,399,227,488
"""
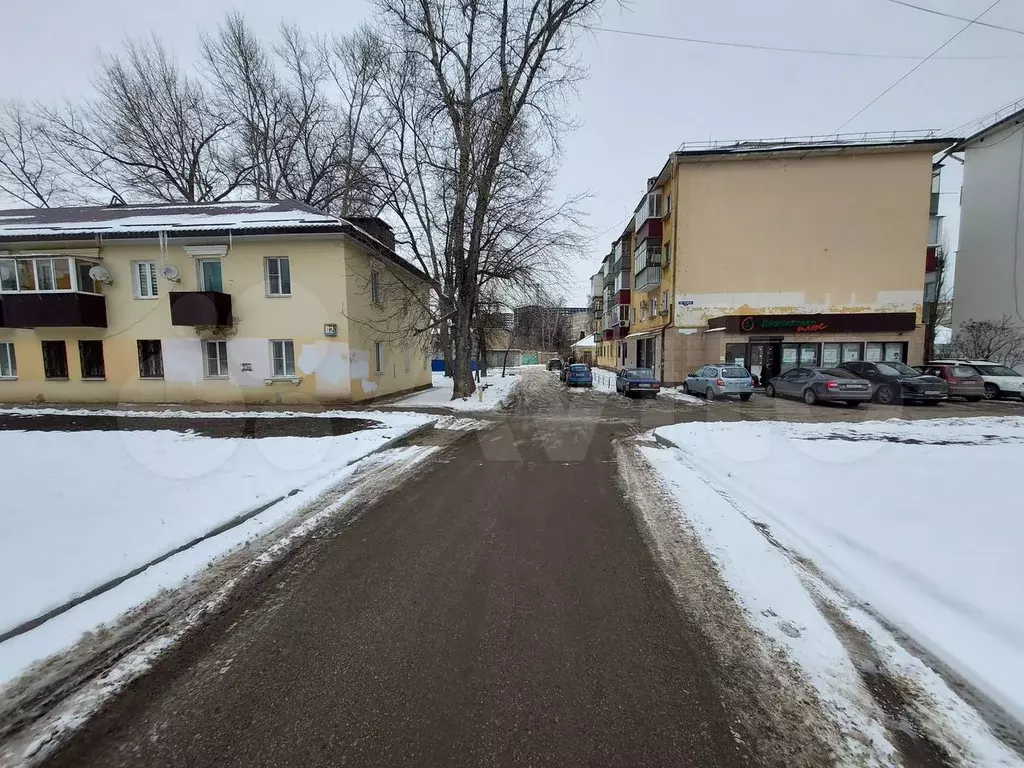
881,0,1024,37
833,0,1005,134
590,25,1024,60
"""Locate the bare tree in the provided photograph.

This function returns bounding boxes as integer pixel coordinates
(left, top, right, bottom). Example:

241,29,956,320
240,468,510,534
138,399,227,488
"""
41,36,246,202
949,316,1024,368
923,243,953,362
371,0,605,398
0,101,73,207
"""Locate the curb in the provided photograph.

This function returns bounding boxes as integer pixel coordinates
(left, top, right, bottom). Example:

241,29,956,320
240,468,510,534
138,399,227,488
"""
0,418,437,646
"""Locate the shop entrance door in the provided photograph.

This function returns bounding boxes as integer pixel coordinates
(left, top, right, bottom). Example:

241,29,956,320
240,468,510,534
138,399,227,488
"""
749,342,780,386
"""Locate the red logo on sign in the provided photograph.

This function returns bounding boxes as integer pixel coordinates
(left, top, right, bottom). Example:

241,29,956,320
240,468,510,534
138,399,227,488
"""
796,322,828,333
740,317,755,332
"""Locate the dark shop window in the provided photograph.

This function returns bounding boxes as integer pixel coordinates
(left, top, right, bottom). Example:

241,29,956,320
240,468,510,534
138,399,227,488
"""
79,340,106,379
138,340,164,379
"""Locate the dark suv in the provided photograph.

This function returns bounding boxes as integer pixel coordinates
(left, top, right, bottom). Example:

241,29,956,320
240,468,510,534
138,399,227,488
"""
837,360,947,405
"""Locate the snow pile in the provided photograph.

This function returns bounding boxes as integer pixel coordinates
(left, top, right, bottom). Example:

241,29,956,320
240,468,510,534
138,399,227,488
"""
0,412,433,684
660,386,708,406
392,372,520,411
589,368,617,394
649,416,1024,726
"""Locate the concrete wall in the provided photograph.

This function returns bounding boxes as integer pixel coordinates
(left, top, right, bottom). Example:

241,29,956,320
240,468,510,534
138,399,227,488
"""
954,121,1024,329
672,150,932,328
0,234,430,404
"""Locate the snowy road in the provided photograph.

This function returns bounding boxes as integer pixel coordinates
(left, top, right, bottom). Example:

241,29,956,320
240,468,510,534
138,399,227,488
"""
11,368,1024,768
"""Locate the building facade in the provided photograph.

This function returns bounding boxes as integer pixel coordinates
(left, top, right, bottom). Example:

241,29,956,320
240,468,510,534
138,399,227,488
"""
0,201,433,404
590,135,950,384
953,107,1024,340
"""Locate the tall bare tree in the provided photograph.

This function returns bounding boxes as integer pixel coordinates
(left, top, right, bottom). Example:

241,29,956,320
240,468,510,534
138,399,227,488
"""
40,36,246,202
923,243,953,362
369,0,602,397
0,101,72,207
950,315,1024,368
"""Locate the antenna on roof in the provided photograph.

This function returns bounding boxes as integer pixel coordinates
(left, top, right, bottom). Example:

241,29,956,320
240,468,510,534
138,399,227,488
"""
108,193,127,207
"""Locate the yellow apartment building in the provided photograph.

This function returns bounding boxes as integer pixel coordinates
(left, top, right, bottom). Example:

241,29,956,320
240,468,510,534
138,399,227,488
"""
0,200,433,404
590,135,953,384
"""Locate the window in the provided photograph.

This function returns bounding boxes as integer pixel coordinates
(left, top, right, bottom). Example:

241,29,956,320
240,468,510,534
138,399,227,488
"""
652,297,659,315
76,261,101,294
662,289,670,314
0,342,16,378
42,341,68,379
0,259,16,291
134,261,158,298
205,340,229,378
371,269,382,305
197,258,224,292
78,340,105,379
663,243,671,268
138,340,164,379
374,341,385,374
265,257,291,296
270,339,296,377
630,306,636,325
842,343,863,363
2,257,102,293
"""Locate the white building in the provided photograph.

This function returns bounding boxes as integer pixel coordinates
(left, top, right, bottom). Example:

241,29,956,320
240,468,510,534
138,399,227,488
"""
953,108,1024,333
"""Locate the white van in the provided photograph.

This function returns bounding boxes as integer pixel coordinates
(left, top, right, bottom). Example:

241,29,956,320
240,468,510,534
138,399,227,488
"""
929,360,1024,400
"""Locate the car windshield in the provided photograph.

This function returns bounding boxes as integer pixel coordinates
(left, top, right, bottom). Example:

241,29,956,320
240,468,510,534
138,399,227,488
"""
569,364,589,372
627,368,655,378
721,366,748,378
877,361,919,376
975,365,1020,377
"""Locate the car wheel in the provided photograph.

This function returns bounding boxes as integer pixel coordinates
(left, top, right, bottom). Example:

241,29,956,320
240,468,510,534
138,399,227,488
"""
803,388,818,405
844,401,861,408
682,382,690,394
965,396,982,403
875,384,895,405
740,393,751,402
705,388,716,401
984,383,1000,400
765,383,776,398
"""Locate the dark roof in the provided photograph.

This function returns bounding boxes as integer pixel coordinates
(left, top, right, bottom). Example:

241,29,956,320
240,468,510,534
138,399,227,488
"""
0,199,429,282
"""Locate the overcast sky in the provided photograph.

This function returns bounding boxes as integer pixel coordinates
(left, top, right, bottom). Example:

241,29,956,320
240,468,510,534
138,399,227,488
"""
3,0,1023,305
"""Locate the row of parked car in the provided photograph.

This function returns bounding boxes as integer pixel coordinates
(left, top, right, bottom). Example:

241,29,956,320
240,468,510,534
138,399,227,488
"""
547,359,662,398
684,358,1024,407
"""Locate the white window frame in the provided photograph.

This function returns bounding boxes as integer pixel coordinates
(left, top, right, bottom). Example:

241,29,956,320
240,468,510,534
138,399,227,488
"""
265,257,291,297
370,269,382,305
374,341,385,374
0,256,103,295
133,260,159,299
0,341,16,379
269,339,296,378
204,340,229,378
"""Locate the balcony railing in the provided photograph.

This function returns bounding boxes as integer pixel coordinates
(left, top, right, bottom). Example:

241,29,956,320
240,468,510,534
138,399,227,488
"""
603,269,615,287
0,292,107,328
634,266,663,293
603,310,615,330
633,191,662,231
169,291,233,326
633,243,663,274
614,271,630,292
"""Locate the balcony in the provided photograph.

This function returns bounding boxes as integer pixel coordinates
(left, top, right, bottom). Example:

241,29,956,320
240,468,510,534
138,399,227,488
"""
169,291,233,326
928,216,943,247
603,269,615,287
634,266,663,293
634,217,663,246
633,242,663,274
614,270,630,292
0,292,107,328
632,191,662,231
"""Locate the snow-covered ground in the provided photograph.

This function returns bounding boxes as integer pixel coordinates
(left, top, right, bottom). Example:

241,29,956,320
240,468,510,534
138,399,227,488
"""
659,386,708,406
642,416,1024,764
391,371,520,410
0,411,433,685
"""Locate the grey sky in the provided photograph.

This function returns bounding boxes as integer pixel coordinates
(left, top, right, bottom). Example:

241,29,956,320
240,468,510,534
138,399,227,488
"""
2,0,1022,305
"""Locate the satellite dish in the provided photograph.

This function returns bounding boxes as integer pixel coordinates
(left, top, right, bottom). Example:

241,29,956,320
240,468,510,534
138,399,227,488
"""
88,265,112,284
160,264,180,282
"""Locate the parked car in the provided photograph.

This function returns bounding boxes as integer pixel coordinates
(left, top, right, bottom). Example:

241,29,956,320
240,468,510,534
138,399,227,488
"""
928,359,1024,401
765,367,871,407
917,363,985,402
615,367,661,398
565,363,593,387
837,360,947,404
682,365,753,401
547,358,563,371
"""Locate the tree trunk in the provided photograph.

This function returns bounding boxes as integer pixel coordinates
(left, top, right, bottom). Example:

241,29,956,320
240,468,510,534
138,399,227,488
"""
478,324,488,378
452,309,476,398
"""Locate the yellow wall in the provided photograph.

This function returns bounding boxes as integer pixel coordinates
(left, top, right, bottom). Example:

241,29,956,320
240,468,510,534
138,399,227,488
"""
672,149,933,327
0,234,431,404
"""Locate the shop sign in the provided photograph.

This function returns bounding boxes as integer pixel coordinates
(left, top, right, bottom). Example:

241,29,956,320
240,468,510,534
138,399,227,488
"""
710,312,916,335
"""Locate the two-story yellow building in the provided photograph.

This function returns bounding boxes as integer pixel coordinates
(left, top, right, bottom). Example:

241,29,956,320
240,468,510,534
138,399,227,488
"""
0,200,433,404
590,135,954,384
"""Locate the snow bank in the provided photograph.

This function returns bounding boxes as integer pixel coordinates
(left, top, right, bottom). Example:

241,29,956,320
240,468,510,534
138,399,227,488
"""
0,412,432,647
652,416,1024,724
391,372,519,411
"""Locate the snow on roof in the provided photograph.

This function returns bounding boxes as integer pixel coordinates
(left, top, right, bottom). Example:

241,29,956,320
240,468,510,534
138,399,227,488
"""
0,200,343,238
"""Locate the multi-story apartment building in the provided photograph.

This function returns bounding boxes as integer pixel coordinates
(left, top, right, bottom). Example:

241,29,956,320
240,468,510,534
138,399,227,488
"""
592,134,952,384
952,104,1024,360
0,200,433,404
595,234,632,369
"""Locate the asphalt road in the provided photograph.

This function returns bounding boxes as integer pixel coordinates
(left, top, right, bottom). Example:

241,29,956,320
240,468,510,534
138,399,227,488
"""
44,370,762,768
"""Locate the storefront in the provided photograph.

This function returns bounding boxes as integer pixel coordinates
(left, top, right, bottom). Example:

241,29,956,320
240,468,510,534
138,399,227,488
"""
706,312,920,384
